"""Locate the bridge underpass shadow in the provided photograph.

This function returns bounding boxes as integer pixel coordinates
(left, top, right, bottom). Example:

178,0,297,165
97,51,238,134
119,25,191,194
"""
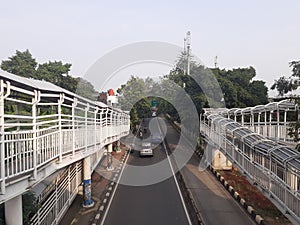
59,149,127,225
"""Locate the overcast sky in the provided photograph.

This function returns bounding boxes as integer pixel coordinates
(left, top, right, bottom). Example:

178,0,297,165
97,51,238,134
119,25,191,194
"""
1,0,299,96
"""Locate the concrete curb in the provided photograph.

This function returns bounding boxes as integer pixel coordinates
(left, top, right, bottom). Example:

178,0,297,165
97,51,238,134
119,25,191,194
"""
167,117,265,225
210,166,265,225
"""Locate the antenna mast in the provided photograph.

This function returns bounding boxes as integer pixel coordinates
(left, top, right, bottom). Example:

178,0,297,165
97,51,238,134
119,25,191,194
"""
186,31,191,75
183,37,187,75
214,56,218,68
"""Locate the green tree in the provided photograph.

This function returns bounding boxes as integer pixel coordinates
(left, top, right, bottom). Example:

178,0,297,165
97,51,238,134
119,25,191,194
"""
290,61,300,78
164,62,205,121
1,50,99,99
216,75,239,108
118,76,153,128
0,191,39,225
75,77,98,100
37,61,71,79
0,203,3,225
271,60,300,142
247,80,268,105
271,61,300,96
270,76,293,96
23,192,39,225
36,61,75,91
118,76,147,111
1,49,37,78
213,67,268,107
225,66,256,87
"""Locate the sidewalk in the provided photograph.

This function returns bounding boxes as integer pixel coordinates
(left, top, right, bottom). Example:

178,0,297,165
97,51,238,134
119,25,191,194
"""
59,148,128,225
163,119,257,225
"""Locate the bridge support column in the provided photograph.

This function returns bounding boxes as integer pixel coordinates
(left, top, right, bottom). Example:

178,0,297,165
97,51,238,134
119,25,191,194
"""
106,143,113,170
115,140,121,153
5,195,22,225
212,148,232,170
82,156,94,208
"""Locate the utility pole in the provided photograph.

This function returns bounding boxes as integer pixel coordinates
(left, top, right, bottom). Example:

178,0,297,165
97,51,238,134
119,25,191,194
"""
214,56,218,68
183,37,187,75
182,31,191,89
186,31,191,75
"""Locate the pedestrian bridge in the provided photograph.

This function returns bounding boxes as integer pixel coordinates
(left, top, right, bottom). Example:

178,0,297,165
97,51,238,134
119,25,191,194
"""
0,70,130,205
2,68,300,224
200,100,300,224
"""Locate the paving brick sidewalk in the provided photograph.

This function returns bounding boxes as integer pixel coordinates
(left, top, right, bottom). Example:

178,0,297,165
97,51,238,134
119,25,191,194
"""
59,149,127,225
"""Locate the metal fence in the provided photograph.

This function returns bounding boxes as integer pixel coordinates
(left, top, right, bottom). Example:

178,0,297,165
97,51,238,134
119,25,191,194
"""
30,161,83,225
201,113,300,224
0,71,130,203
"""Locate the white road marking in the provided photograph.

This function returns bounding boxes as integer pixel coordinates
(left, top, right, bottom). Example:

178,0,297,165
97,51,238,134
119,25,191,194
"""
95,213,100,220
100,151,130,225
100,119,192,225
157,119,193,225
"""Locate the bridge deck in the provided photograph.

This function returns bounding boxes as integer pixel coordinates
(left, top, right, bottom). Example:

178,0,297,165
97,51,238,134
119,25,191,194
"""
201,105,300,224
0,70,130,204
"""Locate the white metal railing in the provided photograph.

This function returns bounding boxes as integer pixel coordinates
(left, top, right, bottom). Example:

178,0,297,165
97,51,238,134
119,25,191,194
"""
205,100,298,144
0,73,130,202
30,147,108,225
243,122,293,142
200,116,300,224
30,161,83,225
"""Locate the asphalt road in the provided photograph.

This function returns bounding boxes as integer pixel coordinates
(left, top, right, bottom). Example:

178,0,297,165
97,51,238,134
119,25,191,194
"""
102,117,256,225
101,118,191,225
163,117,257,225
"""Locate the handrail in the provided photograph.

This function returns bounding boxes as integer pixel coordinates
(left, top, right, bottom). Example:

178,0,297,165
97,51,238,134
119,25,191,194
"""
0,72,130,202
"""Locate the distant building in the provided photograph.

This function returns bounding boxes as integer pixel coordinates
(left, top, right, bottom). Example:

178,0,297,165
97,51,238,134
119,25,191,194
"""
98,92,108,104
107,95,118,107
97,89,119,107
108,88,114,96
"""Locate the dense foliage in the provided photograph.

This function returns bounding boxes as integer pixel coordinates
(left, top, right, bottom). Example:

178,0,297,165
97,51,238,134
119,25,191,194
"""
213,67,268,107
271,60,300,142
1,50,98,100
271,61,300,96
0,50,98,223
117,57,268,129
163,64,267,116
117,76,153,129
0,192,38,225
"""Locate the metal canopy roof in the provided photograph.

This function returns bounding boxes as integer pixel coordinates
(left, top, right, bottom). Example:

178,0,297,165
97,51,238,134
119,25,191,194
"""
244,135,262,146
272,147,296,162
252,105,265,113
0,69,111,109
0,69,69,93
241,107,253,114
265,100,297,111
227,108,239,114
218,118,234,127
289,159,300,170
205,113,300,170
203,108,228,116
208,99,298,116
234,109,242,116
254,140,278,154
226,122,243,131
